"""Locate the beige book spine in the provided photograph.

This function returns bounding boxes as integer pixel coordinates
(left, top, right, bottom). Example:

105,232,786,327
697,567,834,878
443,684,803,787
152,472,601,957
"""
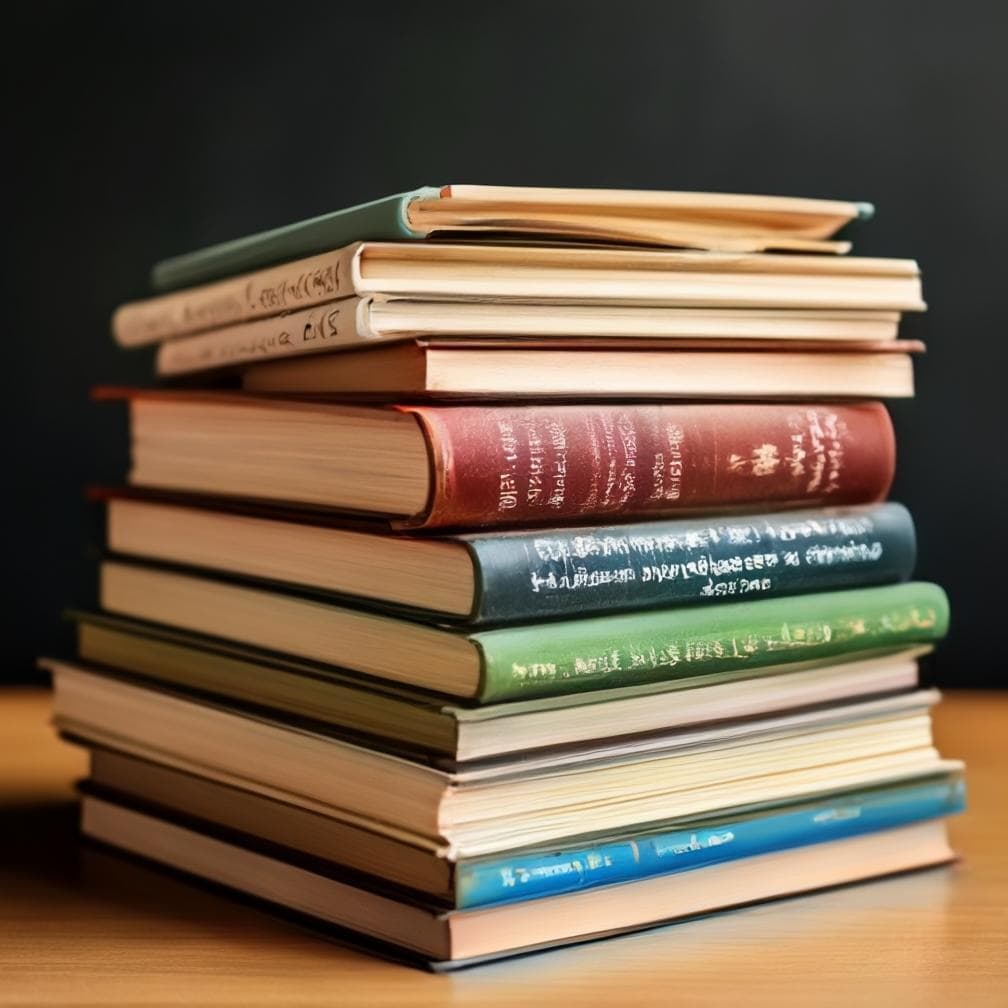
155,297,379,377
113,244,361,348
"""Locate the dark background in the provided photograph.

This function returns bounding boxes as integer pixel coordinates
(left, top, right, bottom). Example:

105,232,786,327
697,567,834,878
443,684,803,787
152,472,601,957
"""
5,1,1007,685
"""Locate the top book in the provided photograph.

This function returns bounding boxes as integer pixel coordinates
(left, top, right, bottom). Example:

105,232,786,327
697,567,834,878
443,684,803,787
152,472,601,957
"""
149,186,873,292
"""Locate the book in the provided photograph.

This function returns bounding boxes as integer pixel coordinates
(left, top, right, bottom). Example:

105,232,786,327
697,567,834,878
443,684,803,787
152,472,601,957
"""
106,393,897,528
102,497,918,623
118,243,924,348
148,186,875,293
82,750,964,908
72,611,929,760
80,795,954,966
153,301,905,377
145,301,902,372
47,662,949,857
237,338,919,398
95,562,949,701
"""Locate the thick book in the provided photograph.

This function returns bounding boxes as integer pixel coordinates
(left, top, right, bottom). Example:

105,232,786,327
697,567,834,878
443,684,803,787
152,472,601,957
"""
147,186,875,293
106,392,897,529
115,241,924,347
47,662,950,857
102,496,917,623
72,610,929,760
237,337,919,398
96,561,949,701
83,748,964,908
80,795,955,967
148,299,902,369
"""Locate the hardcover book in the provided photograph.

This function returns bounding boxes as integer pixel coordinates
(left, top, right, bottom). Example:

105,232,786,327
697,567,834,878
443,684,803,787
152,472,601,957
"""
95,561,949,701
102,496,918,623
72,611,930,761
104,392,898,529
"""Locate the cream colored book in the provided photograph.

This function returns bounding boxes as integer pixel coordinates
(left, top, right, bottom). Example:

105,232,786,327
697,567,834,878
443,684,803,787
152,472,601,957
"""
115,240,922,347
155,299,903,377
48,660,952,858
148,185,875,294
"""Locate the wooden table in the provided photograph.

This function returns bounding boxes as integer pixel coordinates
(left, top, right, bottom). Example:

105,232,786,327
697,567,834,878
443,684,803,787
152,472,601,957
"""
2,688,1005,1006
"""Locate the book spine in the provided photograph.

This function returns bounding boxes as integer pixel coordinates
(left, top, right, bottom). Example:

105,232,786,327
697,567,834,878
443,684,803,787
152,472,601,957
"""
469,502,916,624
113,248,359,348
406,402,895,531
155,299,375,376
150,188,440,292
455,776,965,908
473,581,948,701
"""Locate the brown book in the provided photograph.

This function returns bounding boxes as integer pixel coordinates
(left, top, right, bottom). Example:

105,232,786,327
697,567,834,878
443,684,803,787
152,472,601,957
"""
239,339,920,398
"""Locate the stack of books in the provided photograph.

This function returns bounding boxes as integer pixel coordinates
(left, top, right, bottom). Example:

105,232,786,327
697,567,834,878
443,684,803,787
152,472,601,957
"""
46,186,964,968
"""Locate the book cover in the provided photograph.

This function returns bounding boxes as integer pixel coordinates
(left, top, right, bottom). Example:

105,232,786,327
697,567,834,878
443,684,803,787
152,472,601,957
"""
98,492,917,624
468,502,916,623
99,390,899,529
152,189,438,292
96,560,949,702
150,186,871,292
457,774,965,907
407,400,896,529
472,580,948,701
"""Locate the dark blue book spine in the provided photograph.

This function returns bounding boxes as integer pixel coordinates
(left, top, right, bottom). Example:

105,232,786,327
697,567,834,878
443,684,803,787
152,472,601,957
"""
469,502,915,623
455,775,964,908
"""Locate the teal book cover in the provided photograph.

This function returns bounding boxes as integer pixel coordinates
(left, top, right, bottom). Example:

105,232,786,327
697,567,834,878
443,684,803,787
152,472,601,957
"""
466,502,916,624
151,187,440,292
456,775,965,907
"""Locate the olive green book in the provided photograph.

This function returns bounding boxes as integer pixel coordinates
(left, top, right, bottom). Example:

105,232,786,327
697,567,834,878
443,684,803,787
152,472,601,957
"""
99,560,948,703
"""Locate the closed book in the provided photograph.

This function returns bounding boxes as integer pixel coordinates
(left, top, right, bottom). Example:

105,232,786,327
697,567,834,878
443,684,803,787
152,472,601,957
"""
115,240,923,347
79,794,955,967
96,562,948,701
154,304,908,379
148,186,873,293
72,610,929,761
48,663,950,857
102,496,917,623
82,748,965,908
149,299,903,371
238,338,919,399
103,391,897,530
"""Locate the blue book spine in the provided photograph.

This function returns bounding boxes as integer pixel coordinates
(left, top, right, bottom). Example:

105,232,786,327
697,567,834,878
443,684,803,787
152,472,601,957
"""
455,776,964,909
469,502,916,624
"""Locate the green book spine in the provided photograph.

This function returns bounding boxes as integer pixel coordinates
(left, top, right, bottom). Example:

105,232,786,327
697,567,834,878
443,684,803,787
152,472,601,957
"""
150,187,441,292
471,581,948,702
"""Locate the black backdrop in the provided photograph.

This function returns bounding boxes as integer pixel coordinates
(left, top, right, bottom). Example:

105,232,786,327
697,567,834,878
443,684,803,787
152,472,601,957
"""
6,1,1007,685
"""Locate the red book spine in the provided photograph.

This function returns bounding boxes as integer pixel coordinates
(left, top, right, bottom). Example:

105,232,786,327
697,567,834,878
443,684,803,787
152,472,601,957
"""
406,402,894,530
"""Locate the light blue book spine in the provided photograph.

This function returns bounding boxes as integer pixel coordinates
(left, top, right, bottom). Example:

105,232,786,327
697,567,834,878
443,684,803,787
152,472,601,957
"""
455,776,965,909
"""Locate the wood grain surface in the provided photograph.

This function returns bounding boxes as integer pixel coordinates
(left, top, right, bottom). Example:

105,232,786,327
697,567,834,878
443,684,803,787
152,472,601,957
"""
2,687,1005,1007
